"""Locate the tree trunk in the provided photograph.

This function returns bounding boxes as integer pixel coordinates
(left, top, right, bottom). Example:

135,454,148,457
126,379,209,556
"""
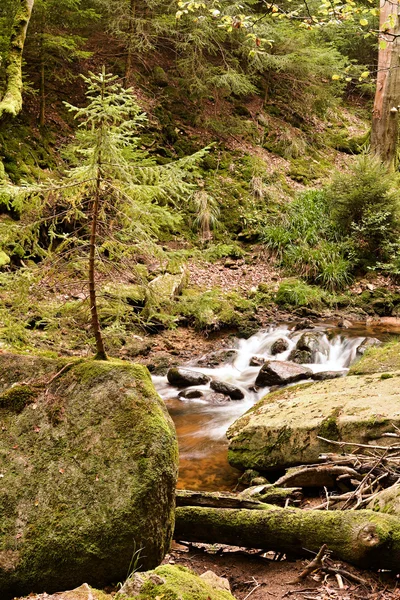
0,0,35,120
175,505,400,570
89,164,107,361
125,0,135,81
371,0,400,169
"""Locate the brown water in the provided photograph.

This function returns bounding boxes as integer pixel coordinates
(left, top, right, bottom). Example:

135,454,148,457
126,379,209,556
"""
154,322,396,491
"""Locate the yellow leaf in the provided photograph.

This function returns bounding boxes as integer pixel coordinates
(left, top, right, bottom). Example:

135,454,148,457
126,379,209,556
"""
360,70,370,78
359,18,368,26
332,74,340,80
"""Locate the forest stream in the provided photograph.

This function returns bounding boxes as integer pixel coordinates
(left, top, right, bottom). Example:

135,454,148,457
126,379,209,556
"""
153,323,392,491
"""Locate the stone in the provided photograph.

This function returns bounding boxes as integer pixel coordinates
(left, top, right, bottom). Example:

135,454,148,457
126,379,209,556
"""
270,338,289,355
118,564,235,599
338,318,352,328
148,269,188,303
16,583,111,600
227,371,400,471
0,353,178,598
206,392,231,404
289,331,324,363
356,337,382,356
210,380,244,400
255,360,313,387
293,319,315,331
249,356,265,367
167,367,210,387
311,370,347,381
197,350,237,368
178,389,204,399
200,570,231,593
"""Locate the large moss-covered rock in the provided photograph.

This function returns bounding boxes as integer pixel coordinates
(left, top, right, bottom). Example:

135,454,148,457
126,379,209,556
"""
350,340,400,374
16,583,111,600
0,353,178,598
119,564,235,600
227,372,400,471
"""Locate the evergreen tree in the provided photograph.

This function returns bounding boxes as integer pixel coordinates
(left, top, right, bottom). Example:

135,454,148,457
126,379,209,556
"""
48,68,205,359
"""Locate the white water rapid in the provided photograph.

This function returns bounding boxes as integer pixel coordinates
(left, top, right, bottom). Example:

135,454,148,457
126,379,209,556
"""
152,325,368,489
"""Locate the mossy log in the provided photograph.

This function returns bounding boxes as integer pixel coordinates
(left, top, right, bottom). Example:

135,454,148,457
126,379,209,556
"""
176,488,302,509
0,0,35,120
174,505,400,570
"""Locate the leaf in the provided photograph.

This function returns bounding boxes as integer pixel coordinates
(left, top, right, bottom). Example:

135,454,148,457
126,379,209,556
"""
379,39,388,50
359,18,368,26
360,71,370,79
332,74,340,80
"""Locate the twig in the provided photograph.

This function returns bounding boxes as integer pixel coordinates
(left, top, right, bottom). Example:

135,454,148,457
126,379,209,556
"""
317,436,400,452
288,544,327,584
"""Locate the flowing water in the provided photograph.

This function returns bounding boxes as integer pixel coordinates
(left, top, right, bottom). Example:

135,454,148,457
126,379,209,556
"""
152,324,384,491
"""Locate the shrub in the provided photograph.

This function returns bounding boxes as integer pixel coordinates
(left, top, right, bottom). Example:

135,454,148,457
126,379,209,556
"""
275,279,327,308
326,155,400,260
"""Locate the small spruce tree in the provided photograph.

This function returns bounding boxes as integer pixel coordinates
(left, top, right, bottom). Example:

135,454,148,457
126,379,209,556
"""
51,68,205,359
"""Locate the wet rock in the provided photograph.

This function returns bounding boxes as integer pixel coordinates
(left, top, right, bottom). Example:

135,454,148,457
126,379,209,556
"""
289,349,312,364
178,389,204,399
210,380,244,400
338,318,352,328
311,370,347,381
167,367,210,387
197,349,237,368
293,319,315,331
270,338,289,355
255,360,313,387
356,337,382,356
249,355,265,367
206,392,231,404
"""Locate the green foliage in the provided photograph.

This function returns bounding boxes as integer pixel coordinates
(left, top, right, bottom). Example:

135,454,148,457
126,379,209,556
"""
326,156,400,261
275,279,328,308
203,243,245,262
261,190,352,290
191,189,220,243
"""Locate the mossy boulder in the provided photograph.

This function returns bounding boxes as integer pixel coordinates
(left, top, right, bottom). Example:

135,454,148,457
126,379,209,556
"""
227,372,400,471
118,564,235,600
367,484,400,515
0,353,178,598
349,340,400,375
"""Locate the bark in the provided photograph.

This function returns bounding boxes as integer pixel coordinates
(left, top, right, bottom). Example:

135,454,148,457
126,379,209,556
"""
175,505,400,570
0,0,35,120
176,488,302,509
125,0,135,81
89,160,107,361
371,0,400,169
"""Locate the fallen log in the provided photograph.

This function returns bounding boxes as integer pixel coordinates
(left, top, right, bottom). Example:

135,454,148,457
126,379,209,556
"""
174,505,400,571
177,487,302,509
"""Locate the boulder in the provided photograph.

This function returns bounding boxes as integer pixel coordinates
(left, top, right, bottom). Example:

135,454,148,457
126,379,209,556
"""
167,367,210,387
148,270,188,304
255,360,313,387
0,353,178,598
249,355,265,367
118,564,235,599
227,371,400,471
178,389,204,399
356,337,382,356
289,331,323,364
197,350,237,368
311,370,347,381
270,338,289,355
210,380,244,400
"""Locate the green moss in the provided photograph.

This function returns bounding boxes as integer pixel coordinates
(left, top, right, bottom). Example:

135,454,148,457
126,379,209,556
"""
135,565,234,600
0,384,39,413
318,408,341,441
349,341,400,375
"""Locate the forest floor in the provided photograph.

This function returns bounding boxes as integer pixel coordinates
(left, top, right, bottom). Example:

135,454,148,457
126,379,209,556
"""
164,542,400,600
